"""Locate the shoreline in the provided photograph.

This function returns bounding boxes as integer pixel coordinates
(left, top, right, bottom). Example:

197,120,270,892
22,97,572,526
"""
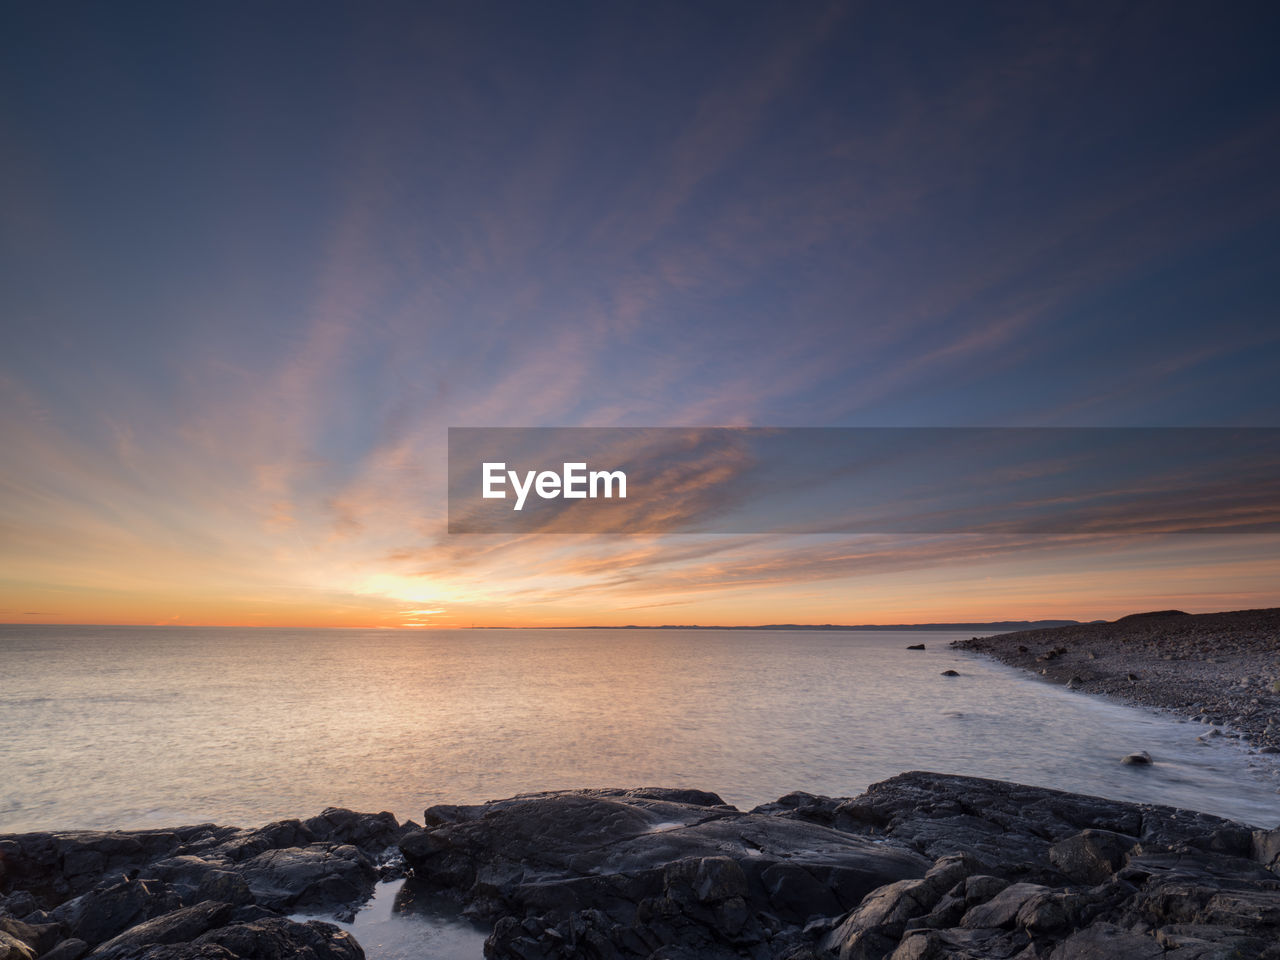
3,775,1280,960
952,608,1280,753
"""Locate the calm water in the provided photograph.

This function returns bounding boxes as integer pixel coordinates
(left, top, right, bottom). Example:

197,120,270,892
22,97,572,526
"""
2,625,1278,833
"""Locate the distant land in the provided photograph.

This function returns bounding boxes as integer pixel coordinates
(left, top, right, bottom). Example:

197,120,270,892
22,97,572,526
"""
561,620,1097,631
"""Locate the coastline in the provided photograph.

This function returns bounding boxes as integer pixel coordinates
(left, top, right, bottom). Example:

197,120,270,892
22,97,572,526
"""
3,775,1280,960
952,608,1280,752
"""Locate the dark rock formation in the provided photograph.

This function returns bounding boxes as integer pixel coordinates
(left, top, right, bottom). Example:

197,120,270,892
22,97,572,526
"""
4,778,1279,959
399,786,929,958
0,809,405,960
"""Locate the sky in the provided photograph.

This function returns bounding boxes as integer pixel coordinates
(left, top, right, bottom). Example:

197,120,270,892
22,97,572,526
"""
1,1,1278,628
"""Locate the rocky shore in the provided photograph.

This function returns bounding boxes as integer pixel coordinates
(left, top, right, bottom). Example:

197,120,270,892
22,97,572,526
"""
951,608,1280,751
4,773,1280,960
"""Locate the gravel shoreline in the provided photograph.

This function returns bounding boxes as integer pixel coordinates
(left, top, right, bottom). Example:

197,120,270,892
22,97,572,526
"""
951,607,1280,752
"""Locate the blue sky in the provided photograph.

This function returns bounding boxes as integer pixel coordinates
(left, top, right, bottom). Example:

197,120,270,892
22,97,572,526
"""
2,2,1277,626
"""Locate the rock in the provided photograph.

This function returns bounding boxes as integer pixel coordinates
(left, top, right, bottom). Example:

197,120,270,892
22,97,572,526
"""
0,892,38,919
1066,676,1084,689
193,917,364,960
0,931,37,960
300,809,403,854
89,900,234,959
5,781,1280,960
1049,922,1164,959
40,939,90,960
0,830,184,901
51,878,183,947
1121,752,1153,765
0,917,60,956
691,857,747,903
940,670,959,677
147,858,253,909
823,854,978,959
917,873,1010,930
959,881,1049,928
401,787,928,956
234,845,376,914
906,644,925,651
1048,830,1138,884
1253,827,1280,870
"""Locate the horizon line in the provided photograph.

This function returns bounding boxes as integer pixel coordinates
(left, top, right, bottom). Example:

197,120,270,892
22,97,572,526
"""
0,617,1106,631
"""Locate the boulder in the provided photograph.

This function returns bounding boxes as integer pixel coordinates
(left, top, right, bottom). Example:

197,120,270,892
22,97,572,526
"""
824,854,979,958
1048,830,1138,884
400,787,928,957
959,882,1049,928
0,916,60,955
193,917,364,960
234,846,375,914
5,781,1280,960
89,900,234,959
51,879,183,948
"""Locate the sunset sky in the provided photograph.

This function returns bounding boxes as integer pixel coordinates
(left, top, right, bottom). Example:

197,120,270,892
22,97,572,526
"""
2,2,1278,628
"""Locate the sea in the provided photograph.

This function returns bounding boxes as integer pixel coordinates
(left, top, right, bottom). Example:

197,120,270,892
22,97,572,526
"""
3,625,1278,958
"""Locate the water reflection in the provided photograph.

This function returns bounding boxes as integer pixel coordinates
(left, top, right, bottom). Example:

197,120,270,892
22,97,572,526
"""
297,878,489,960
2,626,1277,832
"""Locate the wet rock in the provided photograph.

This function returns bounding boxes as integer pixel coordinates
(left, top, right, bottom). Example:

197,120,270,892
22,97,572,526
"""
51,878,184,947
940,670,959,677
300,810,402,854
1121,751,1153,765
906,644,925,651
5,779,1280,960
89,900,234,959
234,845,376,915
0,830,184,901
148,858,252,909
401,787,928,957
192,917,364,960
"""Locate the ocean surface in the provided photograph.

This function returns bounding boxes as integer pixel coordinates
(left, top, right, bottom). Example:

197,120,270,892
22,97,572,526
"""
3,625,1278,957
3,625,1277,831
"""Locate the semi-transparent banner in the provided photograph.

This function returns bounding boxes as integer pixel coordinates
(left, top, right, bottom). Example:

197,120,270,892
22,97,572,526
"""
447,427,1280,534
